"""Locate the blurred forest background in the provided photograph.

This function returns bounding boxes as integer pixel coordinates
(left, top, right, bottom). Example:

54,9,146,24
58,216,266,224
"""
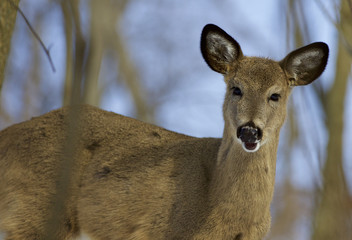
0,0,351,239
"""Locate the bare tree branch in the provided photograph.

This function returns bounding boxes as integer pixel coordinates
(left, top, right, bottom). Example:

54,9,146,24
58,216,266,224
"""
7,0,56,72
314,0,352,55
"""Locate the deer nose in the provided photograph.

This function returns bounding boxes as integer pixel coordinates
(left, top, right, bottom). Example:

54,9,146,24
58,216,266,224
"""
236,122,263,143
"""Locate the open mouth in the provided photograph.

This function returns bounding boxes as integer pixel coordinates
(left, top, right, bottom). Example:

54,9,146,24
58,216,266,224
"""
237,124,262,153
242,142,259,152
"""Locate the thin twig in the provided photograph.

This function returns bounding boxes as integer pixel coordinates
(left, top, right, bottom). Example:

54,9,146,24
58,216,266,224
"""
314,0,352,55
7,0,56,72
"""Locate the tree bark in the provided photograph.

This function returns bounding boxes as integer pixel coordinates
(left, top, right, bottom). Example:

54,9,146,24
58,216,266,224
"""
0,0,20,92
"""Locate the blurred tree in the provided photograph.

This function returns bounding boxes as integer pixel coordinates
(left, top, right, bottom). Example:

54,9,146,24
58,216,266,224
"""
267,1,313,239
0,0,20,92
268,0,352,239
61,0,76,106
44,1,88,237
112,0,155,123
60,0,154,122
312,0,352,239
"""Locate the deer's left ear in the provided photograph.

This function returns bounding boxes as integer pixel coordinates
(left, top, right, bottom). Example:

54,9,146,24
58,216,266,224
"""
280,42,329,86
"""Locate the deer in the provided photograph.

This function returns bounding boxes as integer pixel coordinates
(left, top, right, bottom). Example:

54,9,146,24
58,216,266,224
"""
0,24,328,240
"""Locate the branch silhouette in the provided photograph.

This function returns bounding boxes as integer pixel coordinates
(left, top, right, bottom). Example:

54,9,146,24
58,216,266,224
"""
7,0,56,72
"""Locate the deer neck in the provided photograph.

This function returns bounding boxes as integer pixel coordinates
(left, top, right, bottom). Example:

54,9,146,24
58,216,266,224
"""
209,123,279,216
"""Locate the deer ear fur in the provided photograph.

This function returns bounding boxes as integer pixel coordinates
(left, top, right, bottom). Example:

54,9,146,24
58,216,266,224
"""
201,24,243,74
280,42,329,86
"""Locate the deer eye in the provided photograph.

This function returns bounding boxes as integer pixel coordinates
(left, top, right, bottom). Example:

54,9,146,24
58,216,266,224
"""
270,93,281,101
232,87,242,96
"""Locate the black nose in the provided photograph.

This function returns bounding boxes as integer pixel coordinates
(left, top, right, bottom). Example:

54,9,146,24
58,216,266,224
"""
237,122,262,143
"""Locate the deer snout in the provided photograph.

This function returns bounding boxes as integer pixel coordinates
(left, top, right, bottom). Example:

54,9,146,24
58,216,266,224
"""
237,122,263,152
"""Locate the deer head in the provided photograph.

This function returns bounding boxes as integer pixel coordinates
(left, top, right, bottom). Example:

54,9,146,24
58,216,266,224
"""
201,24,328,153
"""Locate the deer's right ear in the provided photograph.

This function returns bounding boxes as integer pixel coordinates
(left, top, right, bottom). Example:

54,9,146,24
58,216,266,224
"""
201,24,243,74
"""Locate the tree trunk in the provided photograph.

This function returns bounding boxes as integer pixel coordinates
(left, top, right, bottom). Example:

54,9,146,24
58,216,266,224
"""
0,0,20,92
312,1,352,239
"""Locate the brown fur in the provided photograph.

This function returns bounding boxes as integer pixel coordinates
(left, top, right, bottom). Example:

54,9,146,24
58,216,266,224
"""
0,24,328,239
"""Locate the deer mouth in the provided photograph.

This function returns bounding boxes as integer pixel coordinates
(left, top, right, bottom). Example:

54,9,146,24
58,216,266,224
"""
237,124,262,152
